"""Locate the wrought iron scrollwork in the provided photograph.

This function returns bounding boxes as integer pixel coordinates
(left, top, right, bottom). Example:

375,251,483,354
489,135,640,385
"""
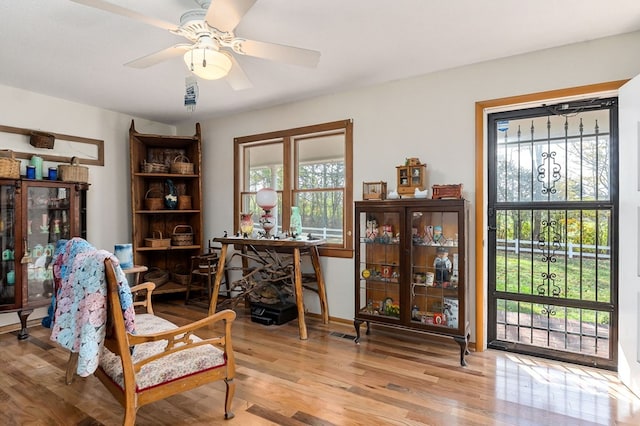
537,151,562,194
536,219,562,301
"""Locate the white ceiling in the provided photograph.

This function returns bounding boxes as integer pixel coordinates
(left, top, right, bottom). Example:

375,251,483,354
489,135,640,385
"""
2,0,640,126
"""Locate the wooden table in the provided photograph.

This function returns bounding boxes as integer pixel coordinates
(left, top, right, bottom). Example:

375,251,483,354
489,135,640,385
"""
123,265,148,285
209,237,329,340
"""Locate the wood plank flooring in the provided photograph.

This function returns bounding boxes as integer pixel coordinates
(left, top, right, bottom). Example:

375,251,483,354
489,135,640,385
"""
2,299,640,425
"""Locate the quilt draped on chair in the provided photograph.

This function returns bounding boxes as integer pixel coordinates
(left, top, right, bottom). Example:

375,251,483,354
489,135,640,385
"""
49,238,136,377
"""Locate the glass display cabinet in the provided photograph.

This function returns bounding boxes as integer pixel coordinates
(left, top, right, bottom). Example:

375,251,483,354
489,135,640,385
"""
0,178,88,339
354,198,470,365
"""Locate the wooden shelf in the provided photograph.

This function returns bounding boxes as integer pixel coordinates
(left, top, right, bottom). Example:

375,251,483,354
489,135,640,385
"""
129,120,204,282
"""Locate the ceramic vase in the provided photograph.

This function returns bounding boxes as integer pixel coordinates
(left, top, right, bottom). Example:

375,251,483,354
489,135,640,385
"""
240,212,254,237
164,179,177,209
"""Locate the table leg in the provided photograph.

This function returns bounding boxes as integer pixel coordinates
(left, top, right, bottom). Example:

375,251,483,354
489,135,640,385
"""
208,243,228,316
309,246,329,324
293,248,308,340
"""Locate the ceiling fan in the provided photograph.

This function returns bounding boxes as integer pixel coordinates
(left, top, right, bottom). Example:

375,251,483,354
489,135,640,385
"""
70,0,321,90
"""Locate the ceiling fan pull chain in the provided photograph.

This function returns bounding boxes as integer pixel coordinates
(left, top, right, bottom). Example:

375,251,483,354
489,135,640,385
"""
188,49,195,72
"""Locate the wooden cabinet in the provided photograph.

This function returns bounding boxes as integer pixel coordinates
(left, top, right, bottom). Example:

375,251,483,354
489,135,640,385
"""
0,178,88,339
396,163,426,196
129,121,203,295
354,199,470,365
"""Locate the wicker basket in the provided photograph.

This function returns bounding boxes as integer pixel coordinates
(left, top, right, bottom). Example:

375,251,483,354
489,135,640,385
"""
171,225,194,246
170,154,194,175
144,189,164,210
58,157,89,183
171,264,190,285
178,195,192,210
30,131,55,149
0,150,20,179
141,160,169,173
143,267,169,287
145,231,171,248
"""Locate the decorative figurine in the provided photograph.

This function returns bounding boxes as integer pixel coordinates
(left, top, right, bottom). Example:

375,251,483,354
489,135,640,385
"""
414,187,428,198
434,247,452,283
433,225,443,244
164,179,178,209
365,217,378,240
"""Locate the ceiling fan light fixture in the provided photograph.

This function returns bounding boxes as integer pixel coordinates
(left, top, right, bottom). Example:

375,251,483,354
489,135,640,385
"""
184,48,232,80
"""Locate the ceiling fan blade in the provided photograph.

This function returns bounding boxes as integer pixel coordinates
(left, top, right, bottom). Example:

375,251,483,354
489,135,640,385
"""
204,0,257,33
238,39,321,68
70,0,177,31
125,44,191,69
226,55,253,90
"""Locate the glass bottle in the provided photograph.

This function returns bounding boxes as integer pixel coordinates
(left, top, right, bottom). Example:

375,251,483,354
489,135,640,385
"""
290,206,302,236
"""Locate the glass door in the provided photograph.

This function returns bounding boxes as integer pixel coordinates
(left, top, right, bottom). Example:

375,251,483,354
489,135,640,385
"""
0,183,17,306
356,209,402,321
26,184,71,304
409,209,461,329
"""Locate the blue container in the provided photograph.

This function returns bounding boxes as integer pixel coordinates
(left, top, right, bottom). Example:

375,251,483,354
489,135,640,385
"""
48,167,57,180
26,165,36,179
114,244,133,269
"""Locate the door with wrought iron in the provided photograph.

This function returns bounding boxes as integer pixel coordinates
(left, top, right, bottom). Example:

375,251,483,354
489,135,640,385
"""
487,98,618,369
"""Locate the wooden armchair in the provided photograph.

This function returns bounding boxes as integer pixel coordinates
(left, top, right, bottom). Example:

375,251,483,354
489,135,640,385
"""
63,258,237,425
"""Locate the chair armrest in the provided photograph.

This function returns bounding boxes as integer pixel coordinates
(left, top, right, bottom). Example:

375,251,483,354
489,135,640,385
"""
130,281,156,315
127,309,236,371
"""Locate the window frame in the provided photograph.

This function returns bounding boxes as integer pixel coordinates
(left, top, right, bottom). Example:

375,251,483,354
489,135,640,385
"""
234,119,353,258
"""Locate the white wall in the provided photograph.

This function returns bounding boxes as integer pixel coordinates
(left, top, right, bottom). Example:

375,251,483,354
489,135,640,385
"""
3,30,640,338
0,85,173,326
182,30,640,343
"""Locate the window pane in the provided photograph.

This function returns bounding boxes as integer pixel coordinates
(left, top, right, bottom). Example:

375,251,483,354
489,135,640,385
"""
245,142,284,191
297,134,345,190
294,190,344,244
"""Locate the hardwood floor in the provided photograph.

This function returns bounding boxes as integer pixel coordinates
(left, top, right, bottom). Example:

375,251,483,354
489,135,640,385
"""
2,299,640,425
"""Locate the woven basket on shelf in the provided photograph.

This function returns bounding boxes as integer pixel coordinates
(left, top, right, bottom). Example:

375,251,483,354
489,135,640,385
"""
144,189,164,210
0,150,20,179
171,264,191,285
178,195,192,210
141,160,169,173
170,154,194,175
29,131,55,149
143,267,169,287
144,231,171,248
58,157,89,183
171,225,194,246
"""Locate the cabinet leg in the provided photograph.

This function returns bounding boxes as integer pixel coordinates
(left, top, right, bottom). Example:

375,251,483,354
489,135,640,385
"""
354,319,362,343
354,319,370,344
454,334,469,366
17,309,34,340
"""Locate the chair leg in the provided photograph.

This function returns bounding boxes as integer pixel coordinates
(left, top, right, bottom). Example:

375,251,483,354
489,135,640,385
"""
123,408,136,426
224,377,235,420
65,352,79,385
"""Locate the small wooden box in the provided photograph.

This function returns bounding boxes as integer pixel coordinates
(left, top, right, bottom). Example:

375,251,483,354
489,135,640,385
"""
431,184,463,199
363,181,387,200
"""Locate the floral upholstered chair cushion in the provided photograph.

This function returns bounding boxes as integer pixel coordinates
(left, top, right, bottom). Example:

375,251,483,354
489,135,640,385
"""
99,313,227,391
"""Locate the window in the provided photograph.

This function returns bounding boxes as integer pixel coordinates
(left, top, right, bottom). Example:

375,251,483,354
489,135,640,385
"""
234,119,353,257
